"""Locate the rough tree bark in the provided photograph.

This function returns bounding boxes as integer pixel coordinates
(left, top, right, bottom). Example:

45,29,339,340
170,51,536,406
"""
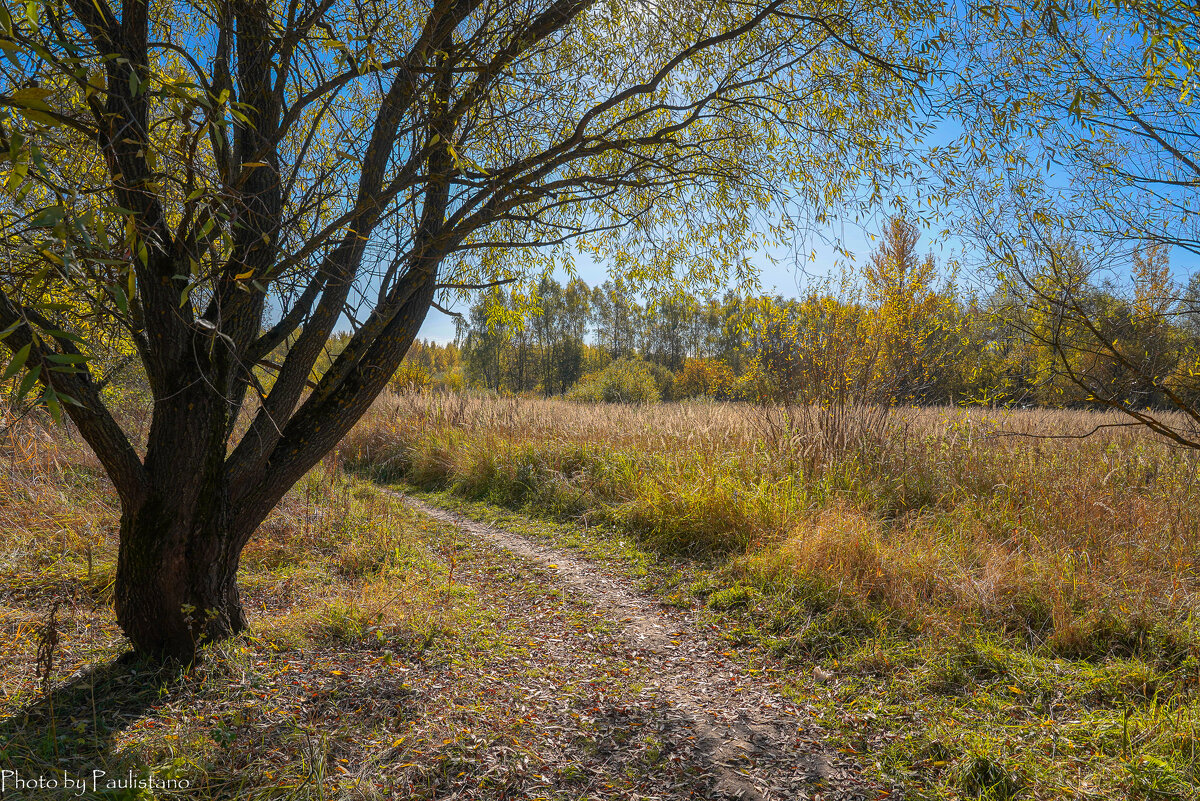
109,275,438,659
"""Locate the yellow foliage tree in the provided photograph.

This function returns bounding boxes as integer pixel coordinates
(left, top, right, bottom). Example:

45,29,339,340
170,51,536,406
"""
862,214,957,402
0,0,937,658
673,357,734,400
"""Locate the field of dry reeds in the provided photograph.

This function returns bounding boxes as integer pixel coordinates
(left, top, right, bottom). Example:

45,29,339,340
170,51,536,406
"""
341,392,1200,798
342,393,1200,658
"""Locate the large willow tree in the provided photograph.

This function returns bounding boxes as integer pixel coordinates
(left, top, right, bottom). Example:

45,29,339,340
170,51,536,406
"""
0,0,932,658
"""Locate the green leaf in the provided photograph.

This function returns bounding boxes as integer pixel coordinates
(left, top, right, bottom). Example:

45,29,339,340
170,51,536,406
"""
6,159,28,192
9,86,53,112
43,387,63,424
15,364,40,402
29,203,64,228
41,328,85,345
45,352,88,364
1,343,31,380
110,283,128,314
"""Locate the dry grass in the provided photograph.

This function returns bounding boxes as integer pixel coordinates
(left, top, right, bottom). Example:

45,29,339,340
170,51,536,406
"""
0,410,114,570
341,392,1200,660
4,392,1199,798
0,408,473,798
0,405,756,800
347,392,1200,798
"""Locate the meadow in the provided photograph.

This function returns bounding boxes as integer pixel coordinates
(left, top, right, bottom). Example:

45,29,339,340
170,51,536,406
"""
0,406,683,799
340,392,1200,798
2,392,1198,799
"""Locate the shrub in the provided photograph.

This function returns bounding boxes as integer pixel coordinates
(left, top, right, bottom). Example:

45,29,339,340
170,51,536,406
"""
647,362,676,401
389,363,466,394
673,357,734,400
390,363,432,393
567,358,661,403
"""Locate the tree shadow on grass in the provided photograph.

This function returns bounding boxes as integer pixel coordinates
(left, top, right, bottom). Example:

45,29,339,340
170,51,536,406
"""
0,652,180,795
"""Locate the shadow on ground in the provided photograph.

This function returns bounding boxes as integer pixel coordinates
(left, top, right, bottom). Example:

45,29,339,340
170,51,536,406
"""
0,653,177,796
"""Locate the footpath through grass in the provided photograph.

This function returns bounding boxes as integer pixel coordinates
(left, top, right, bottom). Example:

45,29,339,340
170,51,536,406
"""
340,393,1200,800
0,418,711,800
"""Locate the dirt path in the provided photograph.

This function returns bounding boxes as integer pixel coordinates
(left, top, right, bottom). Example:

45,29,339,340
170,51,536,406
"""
392,491,888,801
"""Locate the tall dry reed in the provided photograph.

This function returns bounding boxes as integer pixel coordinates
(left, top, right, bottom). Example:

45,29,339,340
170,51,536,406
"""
341,392,1200,660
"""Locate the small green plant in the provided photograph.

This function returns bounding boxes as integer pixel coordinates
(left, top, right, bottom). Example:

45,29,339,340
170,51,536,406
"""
706,583,759,611
957,754,1024,800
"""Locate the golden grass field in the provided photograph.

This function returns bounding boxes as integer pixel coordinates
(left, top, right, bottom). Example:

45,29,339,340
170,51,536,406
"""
344,393,1200,658
339,392,1200,798
2,394,1198,798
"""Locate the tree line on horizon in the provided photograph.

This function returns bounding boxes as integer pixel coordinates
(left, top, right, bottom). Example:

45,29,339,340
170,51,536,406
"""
386,217,1200,410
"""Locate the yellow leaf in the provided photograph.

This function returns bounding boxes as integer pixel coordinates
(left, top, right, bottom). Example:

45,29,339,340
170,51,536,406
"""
10,86,54,110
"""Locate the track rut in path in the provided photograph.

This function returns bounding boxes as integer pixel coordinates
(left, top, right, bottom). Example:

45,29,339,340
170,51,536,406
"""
391,491,891,801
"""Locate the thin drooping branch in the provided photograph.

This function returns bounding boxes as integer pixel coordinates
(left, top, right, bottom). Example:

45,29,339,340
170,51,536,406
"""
0,292,148,506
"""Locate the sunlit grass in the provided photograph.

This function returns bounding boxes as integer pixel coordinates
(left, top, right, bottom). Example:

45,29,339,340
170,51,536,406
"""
342,391,1200,799
342,392,1200,657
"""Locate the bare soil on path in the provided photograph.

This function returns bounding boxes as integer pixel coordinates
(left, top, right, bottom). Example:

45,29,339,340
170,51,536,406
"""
392,491,890,801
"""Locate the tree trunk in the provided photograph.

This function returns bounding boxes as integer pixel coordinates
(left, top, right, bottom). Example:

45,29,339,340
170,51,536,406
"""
107,272,436,661
114,486,248,661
